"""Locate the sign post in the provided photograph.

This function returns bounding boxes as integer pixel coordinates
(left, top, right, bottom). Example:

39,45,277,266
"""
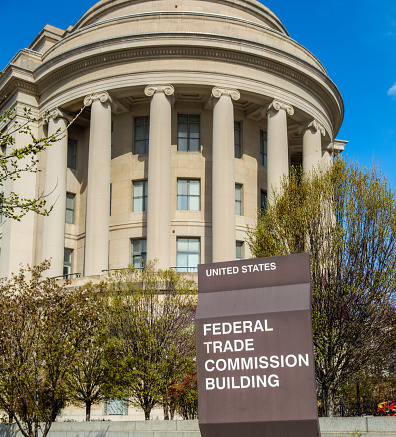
195,253,320,437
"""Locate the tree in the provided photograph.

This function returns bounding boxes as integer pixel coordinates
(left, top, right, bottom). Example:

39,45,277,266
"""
103,263,197,420
246,158,396,416
165,374,198,420
65,283,108,421
0,261,102,437
0,105,82,221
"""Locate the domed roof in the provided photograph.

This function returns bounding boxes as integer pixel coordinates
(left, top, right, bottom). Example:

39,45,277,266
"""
73,0,288,35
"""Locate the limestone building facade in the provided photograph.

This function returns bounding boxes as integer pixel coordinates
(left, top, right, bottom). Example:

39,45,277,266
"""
0,0,346,282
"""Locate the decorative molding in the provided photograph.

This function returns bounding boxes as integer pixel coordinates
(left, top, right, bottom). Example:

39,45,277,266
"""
212,87,240,101
298,119,326,136
83,91,112,107
45,107,73,124
37,44,340,129
144,85,174,97
266,99,294,116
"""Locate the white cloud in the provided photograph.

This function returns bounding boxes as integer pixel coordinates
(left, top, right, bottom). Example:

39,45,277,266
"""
388,83,396,96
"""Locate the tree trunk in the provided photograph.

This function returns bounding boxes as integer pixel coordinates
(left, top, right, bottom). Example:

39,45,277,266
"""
322,386,335,417
163,402,169,420
86,401,92,421
144,410,150,420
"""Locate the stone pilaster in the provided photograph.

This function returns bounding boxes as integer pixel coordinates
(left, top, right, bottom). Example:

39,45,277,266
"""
84,92,112,276
266,99,294,199
211,86,240,263
144,85,174,269
42,108,72,278
298,119,326,172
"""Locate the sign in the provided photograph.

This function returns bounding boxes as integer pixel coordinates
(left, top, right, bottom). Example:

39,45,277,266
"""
195,253,320,437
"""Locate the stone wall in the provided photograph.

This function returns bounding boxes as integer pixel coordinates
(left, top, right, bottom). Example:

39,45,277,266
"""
1,418,396,437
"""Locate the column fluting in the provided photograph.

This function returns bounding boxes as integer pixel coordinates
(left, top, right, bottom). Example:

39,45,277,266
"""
299,119,325,172
84,92,112,276
266,99,294,200
42,108,71,278
211,87,240,263
144,85,174,269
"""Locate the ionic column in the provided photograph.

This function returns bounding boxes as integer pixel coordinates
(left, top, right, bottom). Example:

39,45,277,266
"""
42,108,71,278
144,85,174,269
266,100,294,200
299,119,325,172
84,92,112,276
212,87,240,263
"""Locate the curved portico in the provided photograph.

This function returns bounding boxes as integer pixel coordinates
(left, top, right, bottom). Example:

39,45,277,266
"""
0,0,345,279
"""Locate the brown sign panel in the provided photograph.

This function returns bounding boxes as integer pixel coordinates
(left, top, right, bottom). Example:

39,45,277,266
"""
195,253,320,437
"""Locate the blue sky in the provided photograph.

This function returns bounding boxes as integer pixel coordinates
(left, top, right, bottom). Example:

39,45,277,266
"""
1,0,395,187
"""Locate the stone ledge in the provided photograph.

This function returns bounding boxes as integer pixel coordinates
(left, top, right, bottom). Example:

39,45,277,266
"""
1,418,396,437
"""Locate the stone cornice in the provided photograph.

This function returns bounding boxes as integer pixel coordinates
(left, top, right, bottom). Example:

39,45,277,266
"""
144,85,174,97
298,119,326,136
266,99,294,116
36,43,337,111
212,87,240,101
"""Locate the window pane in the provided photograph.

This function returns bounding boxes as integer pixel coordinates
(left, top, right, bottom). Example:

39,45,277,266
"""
177,238,189,252
235,184,242,215
236,241,243,260
178,196,188,210
178,114,200,152
178,123,188,137
131,239,146,270
176,237,200,272
133,181,147,212
234,122,242,159
177,180,200,210
65,193,75,224
178,138,188,152
260,130,267,167
189,180,200,195
177,180,188,195
261,191,268,213
189,138,200,152
63,248,73,277
189,196,200,211
134,116,149,154
176,253,188,269
67,140,77,169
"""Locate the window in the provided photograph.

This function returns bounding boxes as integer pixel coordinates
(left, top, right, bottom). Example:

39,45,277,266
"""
260,130,267,167
261,190,268,214
176,237,200,272
63,248,73,277
131,239,147,271
104,399,128,416
134,116,150,154
67,139,77,169
235,184,242,215
177,179,200,211
65,193,75,224
177,114,200,152
234,121,242,158
236,241,243,260
133,180,148,212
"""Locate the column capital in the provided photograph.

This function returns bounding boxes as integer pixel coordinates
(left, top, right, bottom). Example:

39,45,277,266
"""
144,85,174,97
45,107,73,124
84,91,112,107
212,87,240,101
298,119,326,136
266,99,294,116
